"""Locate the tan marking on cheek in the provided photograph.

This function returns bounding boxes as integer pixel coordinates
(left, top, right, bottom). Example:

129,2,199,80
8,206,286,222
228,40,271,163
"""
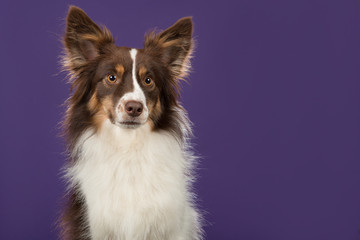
115,64,124,76
90,95,115,130
148,118,155,130
154,97,162,113
148,96,162,130
101,97,114,114
88,92,99,112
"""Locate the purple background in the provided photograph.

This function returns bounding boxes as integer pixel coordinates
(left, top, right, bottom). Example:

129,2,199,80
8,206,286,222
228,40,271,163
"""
1,0,360,239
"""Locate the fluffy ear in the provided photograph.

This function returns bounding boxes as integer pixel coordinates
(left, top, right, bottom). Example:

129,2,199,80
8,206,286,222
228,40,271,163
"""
144,17,194,80
63,6,114,70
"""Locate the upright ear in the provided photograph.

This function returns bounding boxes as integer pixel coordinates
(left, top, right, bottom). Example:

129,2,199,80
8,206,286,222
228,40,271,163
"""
144,17,194,80
63,6,114,70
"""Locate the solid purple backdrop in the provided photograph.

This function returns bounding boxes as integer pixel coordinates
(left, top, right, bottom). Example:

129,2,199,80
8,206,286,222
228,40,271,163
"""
1,0,360,239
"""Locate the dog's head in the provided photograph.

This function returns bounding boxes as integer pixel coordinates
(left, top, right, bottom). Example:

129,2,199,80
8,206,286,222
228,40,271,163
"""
63,6,193,132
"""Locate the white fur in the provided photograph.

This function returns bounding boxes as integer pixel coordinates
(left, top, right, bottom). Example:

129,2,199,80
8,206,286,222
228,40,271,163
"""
66,120,201,240
115,49,148,125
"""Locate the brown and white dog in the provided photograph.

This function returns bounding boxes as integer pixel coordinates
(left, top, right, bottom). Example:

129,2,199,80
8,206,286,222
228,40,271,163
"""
60,6,202,240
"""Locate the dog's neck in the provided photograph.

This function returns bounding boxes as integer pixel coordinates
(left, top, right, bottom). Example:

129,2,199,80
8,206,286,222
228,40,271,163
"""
66,120,190,239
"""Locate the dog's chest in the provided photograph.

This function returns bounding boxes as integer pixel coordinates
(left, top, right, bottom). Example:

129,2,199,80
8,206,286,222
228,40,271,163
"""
69,124,187,239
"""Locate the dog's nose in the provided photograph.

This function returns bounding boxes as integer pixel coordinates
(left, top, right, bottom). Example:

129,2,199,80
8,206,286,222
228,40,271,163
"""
125,101,143,117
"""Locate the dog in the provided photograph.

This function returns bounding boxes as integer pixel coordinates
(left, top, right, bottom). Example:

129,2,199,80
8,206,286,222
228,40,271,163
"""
60,6,202,240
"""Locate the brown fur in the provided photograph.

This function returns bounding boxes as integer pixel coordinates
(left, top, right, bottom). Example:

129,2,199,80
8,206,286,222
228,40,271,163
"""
60,6,194,239
60,191,90,240
115,64,125,77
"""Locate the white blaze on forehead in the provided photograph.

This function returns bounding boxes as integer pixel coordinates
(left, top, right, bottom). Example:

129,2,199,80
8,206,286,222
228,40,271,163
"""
118,49,146,104
115,48,149,124
126,49,146,104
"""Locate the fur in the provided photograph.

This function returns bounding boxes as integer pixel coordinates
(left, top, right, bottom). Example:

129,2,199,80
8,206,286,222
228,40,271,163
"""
59,6,202,240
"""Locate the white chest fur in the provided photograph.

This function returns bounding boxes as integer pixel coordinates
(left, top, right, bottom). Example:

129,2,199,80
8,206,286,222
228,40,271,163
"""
66,121,197,240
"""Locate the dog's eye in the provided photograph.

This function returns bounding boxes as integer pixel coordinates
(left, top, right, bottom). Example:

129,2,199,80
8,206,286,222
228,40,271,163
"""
107,74,117,83
144,77,153,86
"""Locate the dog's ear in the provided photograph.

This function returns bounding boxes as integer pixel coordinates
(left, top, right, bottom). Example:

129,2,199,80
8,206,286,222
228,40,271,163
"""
63,6,114,70
144,17,194,80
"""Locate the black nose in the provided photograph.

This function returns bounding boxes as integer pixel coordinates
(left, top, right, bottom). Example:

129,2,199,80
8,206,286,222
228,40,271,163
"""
125,101,143,117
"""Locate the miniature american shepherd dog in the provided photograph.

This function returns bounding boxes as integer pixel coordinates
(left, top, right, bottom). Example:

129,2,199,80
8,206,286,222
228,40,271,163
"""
59,6,202,240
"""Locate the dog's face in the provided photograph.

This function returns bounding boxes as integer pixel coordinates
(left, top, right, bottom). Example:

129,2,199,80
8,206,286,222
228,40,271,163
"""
63,6,193,131
86,47,159,129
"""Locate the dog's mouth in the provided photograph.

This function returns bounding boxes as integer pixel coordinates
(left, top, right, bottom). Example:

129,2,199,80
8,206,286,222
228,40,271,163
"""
117,121,142,129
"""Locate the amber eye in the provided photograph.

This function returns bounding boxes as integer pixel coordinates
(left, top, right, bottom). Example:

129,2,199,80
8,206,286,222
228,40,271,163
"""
107,74,117,83
144,77,153,86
